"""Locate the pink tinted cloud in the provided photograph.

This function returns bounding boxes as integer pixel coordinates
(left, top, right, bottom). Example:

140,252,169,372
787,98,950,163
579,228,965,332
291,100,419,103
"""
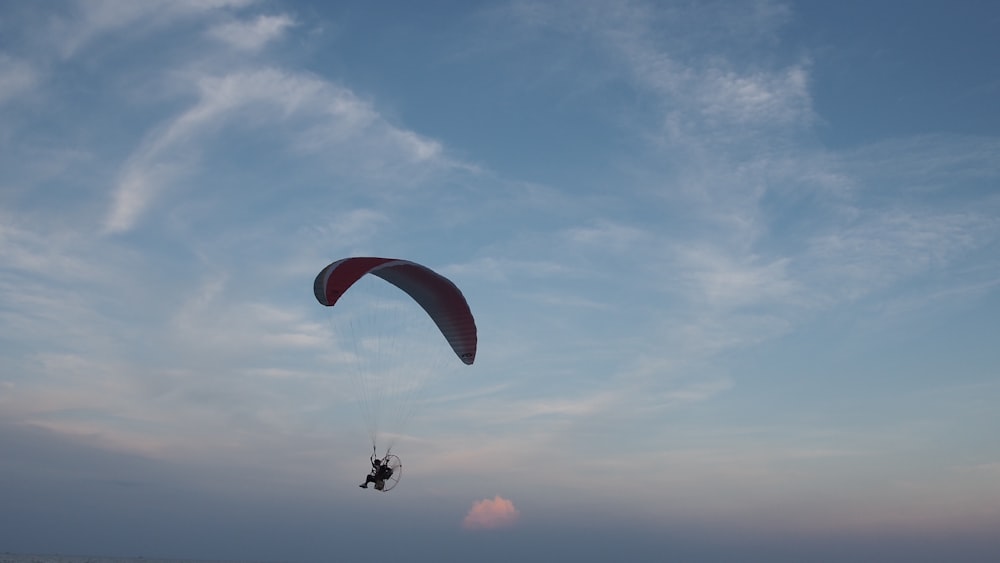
462,495,520,530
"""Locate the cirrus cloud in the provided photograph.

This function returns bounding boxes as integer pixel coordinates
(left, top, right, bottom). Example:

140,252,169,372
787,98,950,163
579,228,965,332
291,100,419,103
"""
207,14,295,52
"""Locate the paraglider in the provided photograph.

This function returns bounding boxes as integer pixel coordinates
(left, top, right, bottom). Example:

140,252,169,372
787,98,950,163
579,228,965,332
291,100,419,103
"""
314,257,477,492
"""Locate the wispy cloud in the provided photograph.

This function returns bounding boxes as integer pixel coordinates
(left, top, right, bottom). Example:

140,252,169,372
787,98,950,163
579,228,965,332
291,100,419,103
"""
207,14,295,52
49,0,255,59
105,68,451,233
442,256,577,284
671,243,801,309
505,0,814,137
169,274,329,354
562,220,649,251
697,66,812,127
0,55,39,105
836,134,1000,188
803,207,997,302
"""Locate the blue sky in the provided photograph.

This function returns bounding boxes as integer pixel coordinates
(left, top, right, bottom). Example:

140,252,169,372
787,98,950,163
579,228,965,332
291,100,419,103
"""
2,1,999,561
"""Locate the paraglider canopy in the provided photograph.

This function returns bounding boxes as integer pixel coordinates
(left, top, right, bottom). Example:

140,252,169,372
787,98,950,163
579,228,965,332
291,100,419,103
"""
313,257,477,364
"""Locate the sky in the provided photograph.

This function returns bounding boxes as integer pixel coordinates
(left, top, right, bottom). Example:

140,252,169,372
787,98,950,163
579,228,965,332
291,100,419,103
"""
2,1,1000,561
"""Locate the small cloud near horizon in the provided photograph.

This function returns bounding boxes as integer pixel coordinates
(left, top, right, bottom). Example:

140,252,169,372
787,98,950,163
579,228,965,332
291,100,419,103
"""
462,495,520,530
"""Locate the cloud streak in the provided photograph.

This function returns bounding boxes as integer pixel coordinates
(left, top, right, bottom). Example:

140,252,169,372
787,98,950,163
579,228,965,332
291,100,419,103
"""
207,14,295,52
48,0,255,59
105,67,449,233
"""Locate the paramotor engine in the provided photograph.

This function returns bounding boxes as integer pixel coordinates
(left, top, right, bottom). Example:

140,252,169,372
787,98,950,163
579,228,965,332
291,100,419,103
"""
374,454,402,492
